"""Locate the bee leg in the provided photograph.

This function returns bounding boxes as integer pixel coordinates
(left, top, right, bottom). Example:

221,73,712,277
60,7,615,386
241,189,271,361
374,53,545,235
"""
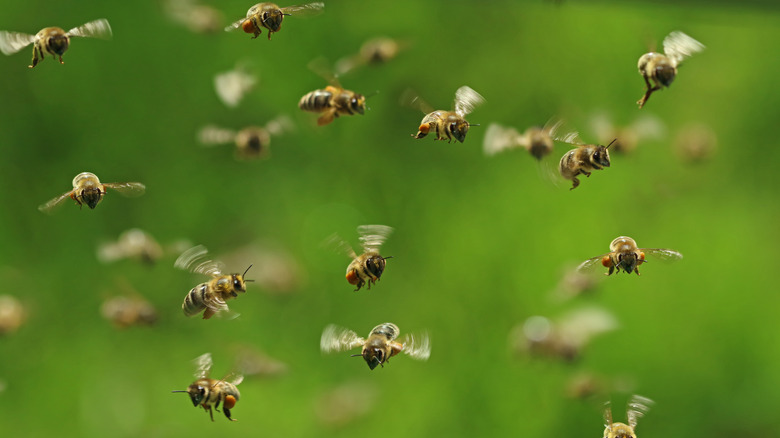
569,177,580,190
29,46,41,68
202,308,216,320
267,31,273,41
224,407,236,421
205,405,215,422
58,55,64,64
317,108,337,126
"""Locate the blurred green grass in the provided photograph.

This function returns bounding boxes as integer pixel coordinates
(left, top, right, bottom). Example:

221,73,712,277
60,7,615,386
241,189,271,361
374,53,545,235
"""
0,0,779,437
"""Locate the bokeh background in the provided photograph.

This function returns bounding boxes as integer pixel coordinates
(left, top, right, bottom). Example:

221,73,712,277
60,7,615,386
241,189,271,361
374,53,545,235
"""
0,0,779,437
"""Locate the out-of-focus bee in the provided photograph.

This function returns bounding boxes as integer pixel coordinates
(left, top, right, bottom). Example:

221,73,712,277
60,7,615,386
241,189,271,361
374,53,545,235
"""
164,0,224,34
174,245,253,319
321,322,431,370
637,31,705,108
314,381,377,428
38,172,145,214
198,116,293,160
577,236,683,276
334,37,409,76
589,113,665,155
603,395,654,438
483,121,555,160
566,373,635,401
225,2,324,40
510,307,618,362
172,353,243,422
299,59,367,126
549,121,613,190
674,122,717,164
549,265,599,302
97,229,163,265
213,63,258,108
0,295,25,336
405,86,485,143
232,345,288,378
101,294,158,329
326,225,393,291
0,19,111,68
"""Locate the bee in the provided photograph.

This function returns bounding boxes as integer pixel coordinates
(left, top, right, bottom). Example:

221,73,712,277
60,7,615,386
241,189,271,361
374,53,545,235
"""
483,121,555,160
174,245,253,319
0,19,111,68
406,86,485,143
320,322,431,370
38,172,145,214
97,229,163,265
603,395,654,438
0,295,25,336
198,116,293,160
326,225,393,291
674,122,717,164
577,236,683,276
100,294,158,329
548,121,614,190
225,2,324,40
213,63,258,108
298,59,367,126
164,0,224,35
589,113,665,155
637,31,705,108
172,353,243,422
334,37,408,76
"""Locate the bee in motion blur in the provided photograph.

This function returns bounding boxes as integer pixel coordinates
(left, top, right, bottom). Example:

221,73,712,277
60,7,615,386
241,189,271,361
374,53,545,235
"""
483,120,555,160
674,122,717,164
299,59,367,126
101,294,158,329
164,0,224,35
321,322,431,370
510,307,618,362
603,395,654,438
172,353,243,422
334,37,409,76
637,31,705,108
326,225,393,291
405,86,485,143
0,295,26,336
589,112,665,155
577,236,683,276
198,116,293,160
0,19,111,68
38,172,145,214
97,229,163,265
548,120,614,190
213,63,258,108
174,245,253,319
225,2,324,40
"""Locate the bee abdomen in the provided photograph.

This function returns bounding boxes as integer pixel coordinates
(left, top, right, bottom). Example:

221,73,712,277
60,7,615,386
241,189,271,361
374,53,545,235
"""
298,90,333,112
370,322,399,341
182,283,209,316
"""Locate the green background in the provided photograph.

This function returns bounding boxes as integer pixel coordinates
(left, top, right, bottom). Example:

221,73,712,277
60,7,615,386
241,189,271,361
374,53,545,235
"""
0,0,778,436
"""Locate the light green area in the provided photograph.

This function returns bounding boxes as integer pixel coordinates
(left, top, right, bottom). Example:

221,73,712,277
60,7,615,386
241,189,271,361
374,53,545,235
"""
0,1,778,437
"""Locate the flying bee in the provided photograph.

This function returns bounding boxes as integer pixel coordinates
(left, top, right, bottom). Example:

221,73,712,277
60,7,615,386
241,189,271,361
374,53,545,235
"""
299,59,367,126
213,63,258,108
38,172,145,214
589,112,665,155
172,353,243,422
97,229,163,265
100,294,158,329
320,322,431,370
577,236,683,276
674,122,717,164
225,2,324,40
174,245,254,320
404,86,485,143
334,37,409,76
0,295,25,336
603,395,654,438
548,120,613,190
0,19,111,68
637,31,705,108
164,0,224,35
198,116,293,160
326,225,393,291
483,121,555,160
314,381,377,428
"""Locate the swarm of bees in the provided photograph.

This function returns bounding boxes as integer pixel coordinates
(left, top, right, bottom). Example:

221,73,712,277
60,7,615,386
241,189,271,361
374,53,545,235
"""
577,236,683,276
326,225,393,291
603,395,654,438
225,2,324,40
320,322,431,370
404,86,485,143
198,116,293,160
38,172,145,214
0,19,111,68
172,353,243,422
637,31,705,108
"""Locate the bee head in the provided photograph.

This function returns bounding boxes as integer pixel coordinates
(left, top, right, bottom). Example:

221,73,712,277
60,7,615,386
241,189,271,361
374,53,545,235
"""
616,252,639,274
447,116,472,143
232,265,254,292
361,347,385,370
350,94,366,115
591,140,613,168
47,34,69,56
364,255,387,279
81,187,103,209
263,8,286,32
172,384,207,407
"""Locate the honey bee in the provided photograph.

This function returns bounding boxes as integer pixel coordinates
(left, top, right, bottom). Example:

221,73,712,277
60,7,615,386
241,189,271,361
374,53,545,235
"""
577,236,683,276
0,295,25,336
320,322,431,370
174,245,253,319
198,116,293,160
406,86,485,143
674,122,717,164
172,353,243,422
589,113,665,155
603,395,654,438
326,225,393,291
334,37,408,76
637,31,705,108
0,19,111,68
97,229,163,265
164,0,224,35
483,121,555,160
298,59,367,126
100,294,158,329
38,172,145,214
548,121,613,190
225,2,324,40
213,63,258,108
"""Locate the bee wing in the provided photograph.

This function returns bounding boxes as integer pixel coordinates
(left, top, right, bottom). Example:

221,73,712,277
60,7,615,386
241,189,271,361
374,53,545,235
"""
603,400,614,427
281,2,325,17
0,31,34,55
38,191,73,214
626,395,654,428
453,86,485,118
558,306,618,349
175,245,225,276
639,248,683,262
320,324,365,353
192,352,213,379
214,67,257,108
224,17,245,32
198,125,237,146
399,331,431,361
103,182,146,198
307,57,340,87
225,373,244,386
399,88,434,114
589,112,614,144
264,115,294,137
334,54,365,76
547,118,584,145
576,254,611,273
662,31,704,66
357,224,393,253
67,19,113,39
483,123,525,156
323,233,358,259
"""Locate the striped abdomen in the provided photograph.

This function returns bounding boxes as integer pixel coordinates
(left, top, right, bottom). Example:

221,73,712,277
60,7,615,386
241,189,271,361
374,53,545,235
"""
182,283,210,317
298,89,334,113
369,322,399,341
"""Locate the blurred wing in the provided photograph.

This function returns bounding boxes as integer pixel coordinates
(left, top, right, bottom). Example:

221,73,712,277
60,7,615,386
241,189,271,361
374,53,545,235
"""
214,68,257,108
192,352,213,379
399,88,433,114
198,125,237,146
174,245,225,276
67,19,113,39
323,233,357,259
0,31,34,55
334,54,364,76
225,17,245,32
400,332,431,361
640,248,683,262
483,123,524,156
662,31,704,66
104,182,146,197
589,112,614,144
626,395,654,428
307,56,340,86
547,118,583,145
558,306,618,348
265,115,294,137
281,2,325,17
96,241,124,263
453,86,485,117
320,324,364,353
38,191,73,214
603,400,613,427
225,373,244,386
357,224,393,253
576,254,610,273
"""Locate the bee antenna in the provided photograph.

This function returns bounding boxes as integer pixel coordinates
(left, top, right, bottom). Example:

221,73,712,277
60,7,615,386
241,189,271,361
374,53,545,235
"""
469,123,481,127
242,264,253,277
606,138,617,148
283,13,292,16
171,390,189,393
384,256,394,260
350,354,362,357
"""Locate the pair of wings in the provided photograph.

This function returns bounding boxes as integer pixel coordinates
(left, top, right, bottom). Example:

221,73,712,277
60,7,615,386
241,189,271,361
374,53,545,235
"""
0,19,112,56
38,181,145,214
175,245,225,277
483,117,587,155
320,324,431,361
661,31,705,67
576,247,683,272
326,224,393,259
604,395,654,428
199,116,293,146
402,86,485,118
192,353,244,386
224,2,325,32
